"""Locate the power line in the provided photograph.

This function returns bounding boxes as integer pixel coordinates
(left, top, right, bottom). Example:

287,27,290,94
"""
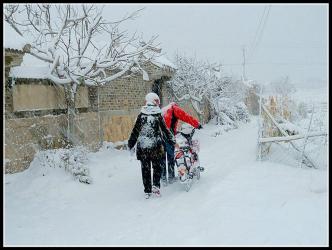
242,46,246,80
248,5,271,61
252,5,271,58
248,5,267,59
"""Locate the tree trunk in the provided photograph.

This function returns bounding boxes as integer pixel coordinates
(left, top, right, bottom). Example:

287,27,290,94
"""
65,82,77,147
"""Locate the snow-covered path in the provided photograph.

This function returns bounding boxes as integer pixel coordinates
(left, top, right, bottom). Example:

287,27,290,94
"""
4,120,328,246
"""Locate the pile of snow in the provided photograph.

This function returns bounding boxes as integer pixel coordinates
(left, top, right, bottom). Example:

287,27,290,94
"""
31,146,92,184
102,140,128,150
4,22,28,51
278,120,303,135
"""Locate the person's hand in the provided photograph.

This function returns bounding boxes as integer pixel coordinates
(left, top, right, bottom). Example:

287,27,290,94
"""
169,138,176,146
197,124,203,129
129,147,135,157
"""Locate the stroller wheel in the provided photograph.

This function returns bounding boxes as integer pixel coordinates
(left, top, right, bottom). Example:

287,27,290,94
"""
185,178,192,192
196,167,200,180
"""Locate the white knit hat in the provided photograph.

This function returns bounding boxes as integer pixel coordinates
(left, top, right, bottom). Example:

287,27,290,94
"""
145,92,160,106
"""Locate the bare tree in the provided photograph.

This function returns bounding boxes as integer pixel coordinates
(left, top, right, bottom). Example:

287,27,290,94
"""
5,4,160,144
168,53,241,121
168,54,210,116
269,76,296,97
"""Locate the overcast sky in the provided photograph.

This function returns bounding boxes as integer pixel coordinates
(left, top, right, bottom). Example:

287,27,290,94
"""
103,3,328,88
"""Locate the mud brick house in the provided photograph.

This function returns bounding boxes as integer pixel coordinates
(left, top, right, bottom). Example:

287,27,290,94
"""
4,24,210,174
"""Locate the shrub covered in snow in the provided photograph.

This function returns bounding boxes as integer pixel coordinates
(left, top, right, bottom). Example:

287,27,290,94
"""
217,112,238,128
35,146,92,184
214,98,250,132
235,102,251,122
101,140,128,150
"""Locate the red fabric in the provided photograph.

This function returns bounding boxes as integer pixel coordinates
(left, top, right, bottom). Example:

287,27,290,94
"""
163,103,200,134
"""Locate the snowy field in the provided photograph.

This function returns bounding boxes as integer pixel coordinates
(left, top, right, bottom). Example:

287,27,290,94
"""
291,86,328,105
4,116,328,246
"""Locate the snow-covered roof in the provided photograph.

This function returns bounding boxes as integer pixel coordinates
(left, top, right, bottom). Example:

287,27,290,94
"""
4,22,28,52
114,42,176,70
150,54,177,70
9,65,50,79
9,54,50,79
8,37,176,80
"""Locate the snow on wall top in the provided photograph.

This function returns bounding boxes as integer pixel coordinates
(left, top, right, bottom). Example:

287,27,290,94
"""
7,32,176,79
4,22,28,51
9,65,50,79
9,54,50,79
115,42,177,70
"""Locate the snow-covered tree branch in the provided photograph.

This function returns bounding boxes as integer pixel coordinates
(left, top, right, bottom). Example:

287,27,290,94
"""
168,53,248,125
6,4,159,85
5,4,161,144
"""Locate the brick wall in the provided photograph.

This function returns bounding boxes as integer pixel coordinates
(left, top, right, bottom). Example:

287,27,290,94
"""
97,75,153,111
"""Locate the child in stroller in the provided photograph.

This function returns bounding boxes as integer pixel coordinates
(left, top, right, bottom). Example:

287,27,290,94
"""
174,123,204,184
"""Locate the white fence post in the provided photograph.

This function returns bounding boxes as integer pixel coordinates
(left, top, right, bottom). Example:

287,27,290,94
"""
257,85,263,161
300,104,314,168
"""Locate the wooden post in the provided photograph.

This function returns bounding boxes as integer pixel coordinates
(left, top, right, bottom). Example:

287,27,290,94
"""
259,131,326,143
261,104,317,168
300,105,314,168
257,85,263,161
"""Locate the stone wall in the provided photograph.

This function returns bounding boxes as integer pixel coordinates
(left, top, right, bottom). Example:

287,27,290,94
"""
5,114,67,173
5,112,100,173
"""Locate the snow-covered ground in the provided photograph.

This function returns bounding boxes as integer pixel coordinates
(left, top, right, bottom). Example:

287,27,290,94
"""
4,117,328,246
291,86,328,105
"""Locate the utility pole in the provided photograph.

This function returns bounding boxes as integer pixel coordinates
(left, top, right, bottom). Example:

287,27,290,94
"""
242,46,246,81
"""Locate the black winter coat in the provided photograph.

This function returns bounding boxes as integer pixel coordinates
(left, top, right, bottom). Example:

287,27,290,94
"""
128,105,175,161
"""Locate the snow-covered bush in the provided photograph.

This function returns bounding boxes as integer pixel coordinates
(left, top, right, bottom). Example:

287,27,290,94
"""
222,106,237,121
101,141,115,150
217,111,237,127
36,146,92,184
235,102,251,122
101,140,128,150
168,53,250,136
214,98,250,130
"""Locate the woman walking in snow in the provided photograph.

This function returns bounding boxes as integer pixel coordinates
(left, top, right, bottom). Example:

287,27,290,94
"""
128,93,175,199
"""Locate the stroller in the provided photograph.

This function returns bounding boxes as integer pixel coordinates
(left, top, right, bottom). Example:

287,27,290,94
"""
174,124,203,192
